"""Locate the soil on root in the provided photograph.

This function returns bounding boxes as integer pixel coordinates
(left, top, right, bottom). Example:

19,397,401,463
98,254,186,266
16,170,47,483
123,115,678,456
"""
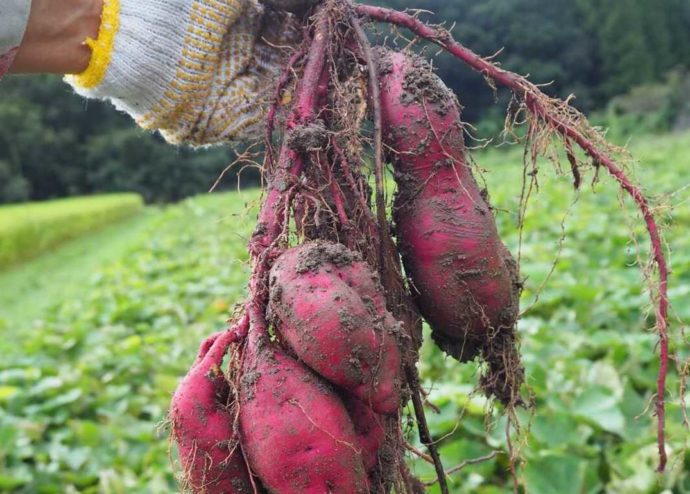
287,119,330,153
294,240,361,274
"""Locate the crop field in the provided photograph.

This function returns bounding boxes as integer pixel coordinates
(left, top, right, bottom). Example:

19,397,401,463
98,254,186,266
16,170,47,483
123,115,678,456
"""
0,132,688,493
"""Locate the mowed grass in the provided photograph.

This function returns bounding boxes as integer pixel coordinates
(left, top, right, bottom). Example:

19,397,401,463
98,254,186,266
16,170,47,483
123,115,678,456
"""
0,194,144,270
0,131,688,493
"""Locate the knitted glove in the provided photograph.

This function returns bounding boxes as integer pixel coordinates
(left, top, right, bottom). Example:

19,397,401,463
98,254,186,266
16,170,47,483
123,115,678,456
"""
66,0,298,145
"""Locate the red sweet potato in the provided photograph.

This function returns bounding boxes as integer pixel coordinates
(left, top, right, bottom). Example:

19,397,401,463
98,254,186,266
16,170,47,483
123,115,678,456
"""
268,241,403,414
378,50,520,362
170,331,252,494
239,331,369,494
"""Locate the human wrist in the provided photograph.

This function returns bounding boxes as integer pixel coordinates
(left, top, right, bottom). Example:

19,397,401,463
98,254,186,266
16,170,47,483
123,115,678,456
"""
11,0,103,74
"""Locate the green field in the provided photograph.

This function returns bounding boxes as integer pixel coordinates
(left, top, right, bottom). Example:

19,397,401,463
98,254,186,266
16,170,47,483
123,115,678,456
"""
0,132,688,493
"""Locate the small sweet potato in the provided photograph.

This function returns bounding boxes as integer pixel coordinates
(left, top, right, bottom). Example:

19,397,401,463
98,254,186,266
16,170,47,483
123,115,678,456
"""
268,241,403,414
170,331,252,494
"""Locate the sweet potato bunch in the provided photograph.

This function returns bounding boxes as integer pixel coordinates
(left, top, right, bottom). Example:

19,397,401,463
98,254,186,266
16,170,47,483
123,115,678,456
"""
167,1,673,491
171,242,398,493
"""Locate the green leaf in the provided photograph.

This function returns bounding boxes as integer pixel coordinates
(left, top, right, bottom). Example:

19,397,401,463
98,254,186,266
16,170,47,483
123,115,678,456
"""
530,411,591,449
573,387,625,435
524,454,601,494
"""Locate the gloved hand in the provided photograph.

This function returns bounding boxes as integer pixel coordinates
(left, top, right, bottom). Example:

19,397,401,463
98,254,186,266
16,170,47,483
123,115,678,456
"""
66,0,300,146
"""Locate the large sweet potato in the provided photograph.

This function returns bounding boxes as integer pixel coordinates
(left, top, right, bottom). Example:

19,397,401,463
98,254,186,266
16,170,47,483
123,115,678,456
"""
268,241,403,414
378,49,520,362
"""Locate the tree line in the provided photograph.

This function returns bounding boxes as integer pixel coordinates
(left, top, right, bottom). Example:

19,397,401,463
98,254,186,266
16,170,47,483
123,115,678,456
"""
1,0,688,204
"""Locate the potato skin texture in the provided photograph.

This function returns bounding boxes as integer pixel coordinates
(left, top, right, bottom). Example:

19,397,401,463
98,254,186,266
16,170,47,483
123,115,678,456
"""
379,50,520,361
269,241,403,414
239,336,369,494
342,393,386,473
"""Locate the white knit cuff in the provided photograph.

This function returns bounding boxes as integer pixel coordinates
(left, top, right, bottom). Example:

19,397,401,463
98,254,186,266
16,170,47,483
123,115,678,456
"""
66,0,269,144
